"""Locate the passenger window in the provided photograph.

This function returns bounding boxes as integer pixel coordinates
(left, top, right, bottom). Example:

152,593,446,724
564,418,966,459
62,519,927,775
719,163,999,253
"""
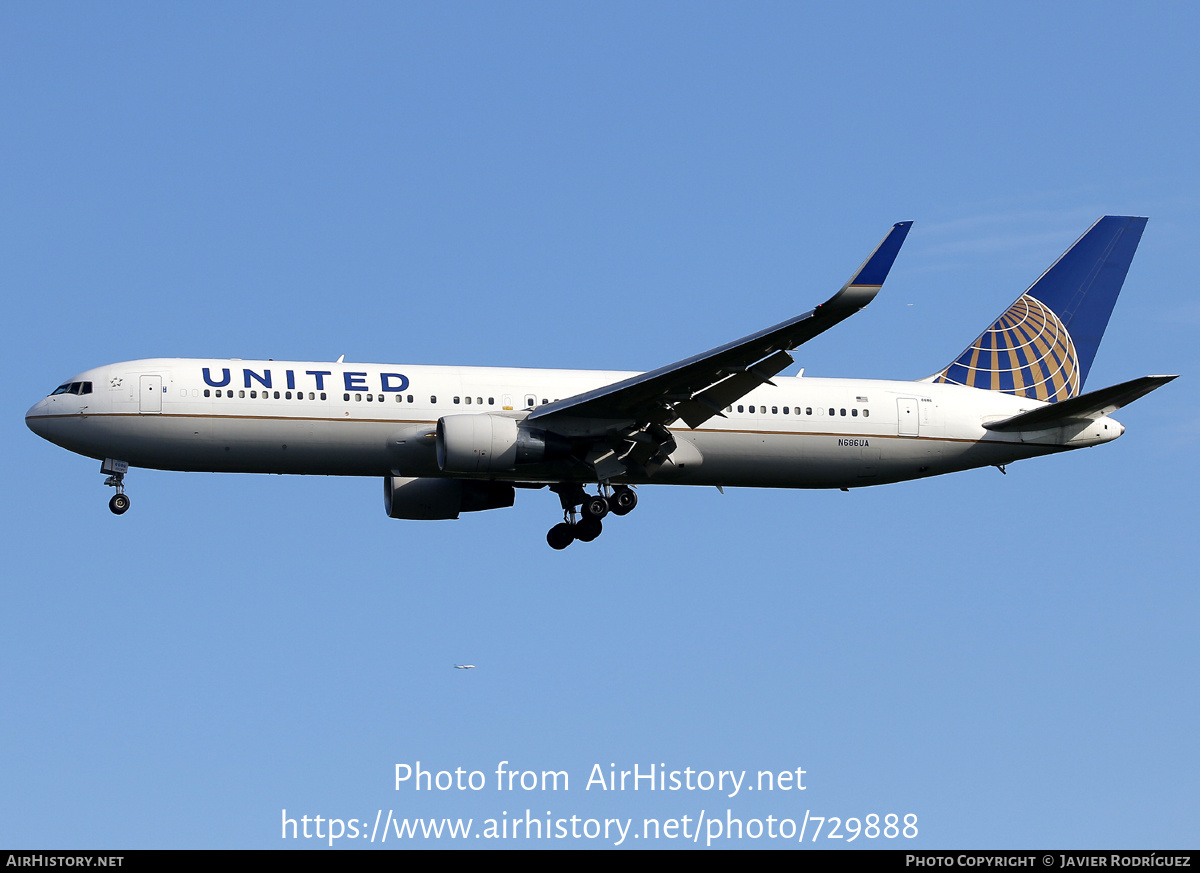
273,391,280,399
542,398,548,405
407,394,413,403
488,397,494,405
737,405,744,413
286,391,293,399
454,396,460,404
204,389,210,397
783,407,789,414
749,405,755,413
829,408,835,416
805,407,812,415
772,406,778,414
840,408,846,416
477,397,483,405
309,392,315,400
239,390,245,398
250,390,257,399
431,396,437,404
852,408,858,416
355,393,362,402
320,393,327,400
377,394,383,402
344,393,350,401
465,396,471,404
863,409,869,418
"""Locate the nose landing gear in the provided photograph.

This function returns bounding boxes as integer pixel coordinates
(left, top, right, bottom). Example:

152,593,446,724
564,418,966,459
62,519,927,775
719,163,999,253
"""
545,483,637,549
102,458,131,515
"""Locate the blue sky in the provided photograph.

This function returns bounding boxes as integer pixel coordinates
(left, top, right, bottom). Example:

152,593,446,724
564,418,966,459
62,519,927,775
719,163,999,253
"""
3,2,1197,849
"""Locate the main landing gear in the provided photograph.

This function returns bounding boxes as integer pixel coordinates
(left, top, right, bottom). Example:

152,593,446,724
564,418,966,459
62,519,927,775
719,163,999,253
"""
546,483,638,549
102,458,131,515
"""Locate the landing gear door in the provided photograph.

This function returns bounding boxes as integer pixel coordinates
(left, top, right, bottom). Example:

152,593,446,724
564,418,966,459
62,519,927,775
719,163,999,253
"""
140,375,163,413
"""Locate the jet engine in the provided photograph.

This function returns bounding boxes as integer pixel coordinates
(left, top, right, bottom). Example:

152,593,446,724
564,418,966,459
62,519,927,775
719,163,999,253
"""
383,475,514,520
436,414,565,474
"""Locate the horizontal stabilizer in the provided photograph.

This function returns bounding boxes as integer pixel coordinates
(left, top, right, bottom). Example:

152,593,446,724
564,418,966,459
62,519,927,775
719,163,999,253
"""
983,375,1177,432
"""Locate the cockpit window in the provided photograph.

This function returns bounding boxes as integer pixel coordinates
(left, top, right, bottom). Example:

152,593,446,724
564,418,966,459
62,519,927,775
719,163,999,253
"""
50,381,95,396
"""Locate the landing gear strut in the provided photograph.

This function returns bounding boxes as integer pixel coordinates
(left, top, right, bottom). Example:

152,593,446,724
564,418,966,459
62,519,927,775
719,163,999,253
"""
545,483,637,549
102,458,130,515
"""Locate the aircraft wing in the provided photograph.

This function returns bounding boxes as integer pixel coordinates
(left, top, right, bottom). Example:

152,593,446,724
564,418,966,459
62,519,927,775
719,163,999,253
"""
528,221,912,431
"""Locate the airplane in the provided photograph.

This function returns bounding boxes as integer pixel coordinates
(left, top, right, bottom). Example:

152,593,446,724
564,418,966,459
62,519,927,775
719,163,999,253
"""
454,665,475,670
26,216,1175,549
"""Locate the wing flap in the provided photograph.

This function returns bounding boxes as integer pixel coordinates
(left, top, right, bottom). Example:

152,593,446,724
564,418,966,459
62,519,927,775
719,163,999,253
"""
674,349,795,428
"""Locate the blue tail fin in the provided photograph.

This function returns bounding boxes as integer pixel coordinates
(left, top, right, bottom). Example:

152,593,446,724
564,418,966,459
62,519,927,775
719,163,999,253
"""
931,216,1147,402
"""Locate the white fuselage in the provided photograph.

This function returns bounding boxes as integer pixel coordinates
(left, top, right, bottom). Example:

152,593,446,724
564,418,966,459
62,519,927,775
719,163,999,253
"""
25,358,1125,490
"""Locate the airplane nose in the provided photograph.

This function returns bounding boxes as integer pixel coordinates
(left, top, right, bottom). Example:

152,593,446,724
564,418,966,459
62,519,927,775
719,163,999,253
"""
25,399,50,438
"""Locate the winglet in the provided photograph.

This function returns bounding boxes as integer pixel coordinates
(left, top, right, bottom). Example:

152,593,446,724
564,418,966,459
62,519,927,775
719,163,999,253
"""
823,221,913,312
848,221,913,287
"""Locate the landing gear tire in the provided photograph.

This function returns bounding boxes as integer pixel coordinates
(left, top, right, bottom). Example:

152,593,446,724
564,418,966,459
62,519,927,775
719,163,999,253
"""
547,522,575,550
610,488,637,516
109,493,130,515
583,495,609,520
574,516,603,542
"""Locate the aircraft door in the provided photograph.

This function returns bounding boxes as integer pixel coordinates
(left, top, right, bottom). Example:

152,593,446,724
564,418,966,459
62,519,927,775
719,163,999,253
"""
140,375,163,413
896,397,918,436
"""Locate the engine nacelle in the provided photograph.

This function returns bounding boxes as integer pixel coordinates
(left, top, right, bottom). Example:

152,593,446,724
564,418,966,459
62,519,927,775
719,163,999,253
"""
436,414,555,474
383,475,514,520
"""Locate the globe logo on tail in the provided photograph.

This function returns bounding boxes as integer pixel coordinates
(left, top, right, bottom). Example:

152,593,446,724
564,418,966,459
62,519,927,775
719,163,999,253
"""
933,294,1080,402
